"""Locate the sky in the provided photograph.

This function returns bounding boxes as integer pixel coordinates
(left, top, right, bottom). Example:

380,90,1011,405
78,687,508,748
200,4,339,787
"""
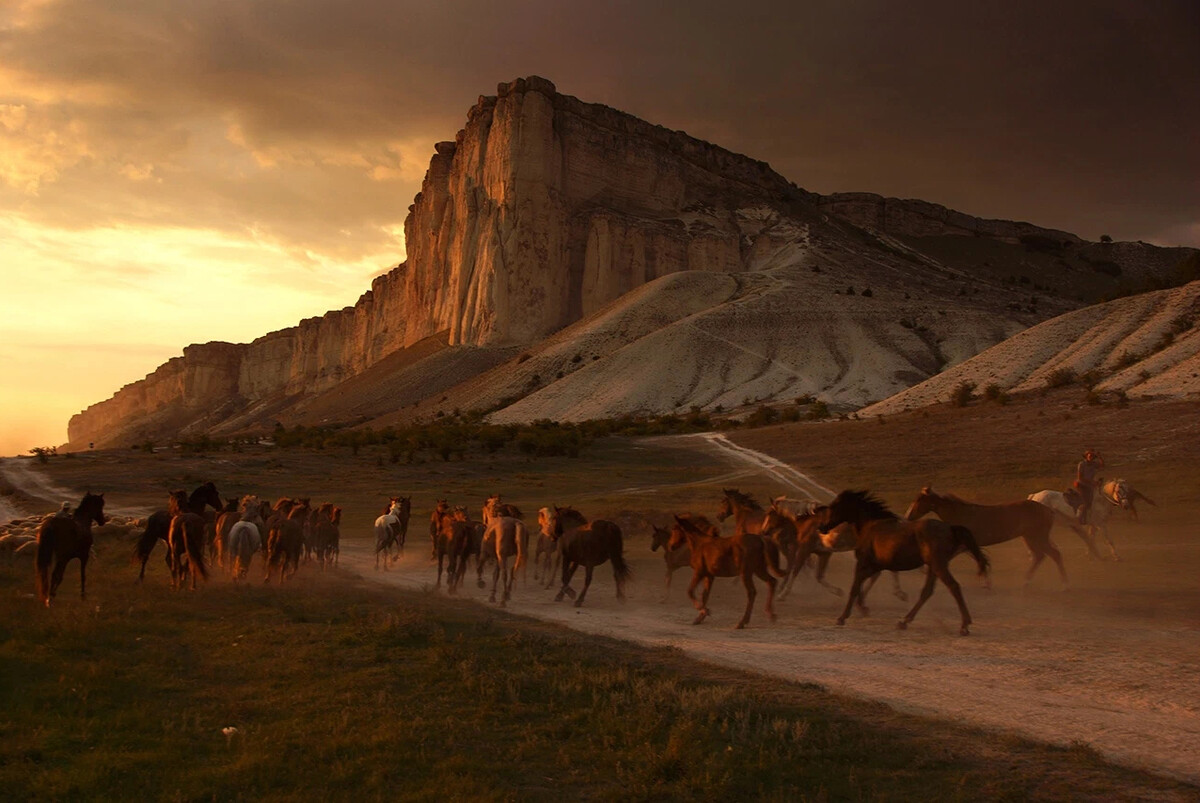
1,0,1197,456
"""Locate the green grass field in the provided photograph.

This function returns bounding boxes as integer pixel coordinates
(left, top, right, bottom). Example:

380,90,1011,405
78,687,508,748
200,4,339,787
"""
3,561,1192,802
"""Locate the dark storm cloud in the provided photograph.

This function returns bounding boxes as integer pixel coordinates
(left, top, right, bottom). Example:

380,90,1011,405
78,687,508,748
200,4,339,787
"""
2,0,1197,254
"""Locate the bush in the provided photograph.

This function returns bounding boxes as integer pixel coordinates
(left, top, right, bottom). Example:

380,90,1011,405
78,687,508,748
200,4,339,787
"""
983,384,1008,404
746,405,780,427
1045,368,1077,389
806,401,830,420
950,381,976,407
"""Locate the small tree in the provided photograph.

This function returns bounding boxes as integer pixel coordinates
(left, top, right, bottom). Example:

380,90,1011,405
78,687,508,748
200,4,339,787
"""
1100,234,1113,244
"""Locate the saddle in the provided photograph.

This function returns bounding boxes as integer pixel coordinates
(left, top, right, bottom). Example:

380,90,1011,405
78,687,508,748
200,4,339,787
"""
1062,486,1083,509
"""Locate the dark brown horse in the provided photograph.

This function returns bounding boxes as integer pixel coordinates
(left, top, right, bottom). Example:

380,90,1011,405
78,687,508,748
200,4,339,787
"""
550,506,629,608
167,490,209,591
669,512,786,629
821,490,990,636
451,505,488,591
36,492,107,607
134,482,221,582
213,496,242,570
905,485,1067,588
311,503,342,569
266,499,308,582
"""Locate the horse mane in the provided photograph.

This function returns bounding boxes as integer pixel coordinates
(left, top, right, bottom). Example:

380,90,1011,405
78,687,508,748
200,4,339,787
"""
837,490,897,520
167,489,189,516
723,488,762,510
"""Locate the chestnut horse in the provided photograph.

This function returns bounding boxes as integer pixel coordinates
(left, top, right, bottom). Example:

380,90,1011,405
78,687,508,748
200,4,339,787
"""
905,485,1067,587
35,491,107,607
669,512,786,629
533,507,561,588
482,514,527,606
649,523,692,602
266,499,308,582
549,506,629,608
166,490,209,591
821,490,989,636
133,482,221,582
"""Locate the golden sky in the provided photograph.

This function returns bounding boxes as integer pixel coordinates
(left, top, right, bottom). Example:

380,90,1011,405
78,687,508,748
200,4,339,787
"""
1,0,1197,456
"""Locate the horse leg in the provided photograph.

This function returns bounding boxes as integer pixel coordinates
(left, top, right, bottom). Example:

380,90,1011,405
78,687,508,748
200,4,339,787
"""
899,567,938,631
661,564,672,604
814,552,842,596
574,564,595,608
933,564,973,636
1025,549,1045,586
837,565,874,626
79,555,89,600
737,570,757,630
556,562,579,602
1071,523,1103,560
694,575,714,625
776,545,797,601
1046,541,1068,590
490,559,501,603
685,570,705,623
50,557,68,601
1100,525,1121,561
891,572,908,602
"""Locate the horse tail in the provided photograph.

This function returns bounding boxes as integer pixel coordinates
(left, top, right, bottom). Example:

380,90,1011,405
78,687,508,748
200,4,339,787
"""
763,536,787,578
952,525,989,578
608,524,632,585
35,529,54,604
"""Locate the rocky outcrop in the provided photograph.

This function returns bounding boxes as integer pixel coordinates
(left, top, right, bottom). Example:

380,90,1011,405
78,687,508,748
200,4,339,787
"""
67,76,1200,448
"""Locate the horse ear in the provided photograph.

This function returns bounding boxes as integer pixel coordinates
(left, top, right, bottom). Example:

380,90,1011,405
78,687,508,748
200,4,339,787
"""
921,485,931,494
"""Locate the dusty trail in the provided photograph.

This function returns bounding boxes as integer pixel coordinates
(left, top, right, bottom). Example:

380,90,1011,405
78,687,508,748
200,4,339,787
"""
340,436,1200,788
0,458,146,522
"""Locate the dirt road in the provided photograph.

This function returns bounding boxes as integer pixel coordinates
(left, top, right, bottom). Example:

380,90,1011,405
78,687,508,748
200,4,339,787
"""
340,437,1200,787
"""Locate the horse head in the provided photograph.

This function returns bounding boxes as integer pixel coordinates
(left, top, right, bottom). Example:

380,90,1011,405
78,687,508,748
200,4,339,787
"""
649,524,671,552
193,481,222,513
77,492,107,527
821,489,894,532
904,485,937,521
167,489,189,517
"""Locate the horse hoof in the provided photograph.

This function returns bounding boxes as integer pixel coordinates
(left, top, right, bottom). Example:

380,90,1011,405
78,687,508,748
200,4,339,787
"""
554,593,564,602
768,612,777,622
859,606,870,617
895,592,909,602
692,614,706,625
896,620,908,630
477,580,486,589
959,626,971,636
573,599,583,608
835,618,845,626
735,622,747,630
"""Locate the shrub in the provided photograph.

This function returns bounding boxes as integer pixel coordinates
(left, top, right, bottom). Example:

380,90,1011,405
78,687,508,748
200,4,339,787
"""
806,400,830,420
983,383,1008,404
1045,368,1077,389
950,381,976,407
746,405,780,427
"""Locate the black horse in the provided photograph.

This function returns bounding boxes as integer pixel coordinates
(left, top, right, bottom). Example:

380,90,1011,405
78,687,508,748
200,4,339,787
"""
134,482,221,582
36,492,107,607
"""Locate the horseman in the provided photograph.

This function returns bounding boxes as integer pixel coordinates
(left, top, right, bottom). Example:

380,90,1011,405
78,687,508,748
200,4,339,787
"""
1071,448,1105,525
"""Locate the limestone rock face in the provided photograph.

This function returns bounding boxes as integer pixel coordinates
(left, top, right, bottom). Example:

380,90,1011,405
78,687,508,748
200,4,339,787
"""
66,76,1200,448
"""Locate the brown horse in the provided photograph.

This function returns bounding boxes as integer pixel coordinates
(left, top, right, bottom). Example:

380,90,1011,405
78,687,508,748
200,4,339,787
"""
821,490,990,636
213,497,242,570
311,503,341,569
430,503,472,592
549,506,630,608
669,512,786,629
133,481,221,582
905,485,1067,588
451,506,488,590
482,515,527,606
166,490,209,591
266,499,308,582
35,491,107,607
649,523,692,602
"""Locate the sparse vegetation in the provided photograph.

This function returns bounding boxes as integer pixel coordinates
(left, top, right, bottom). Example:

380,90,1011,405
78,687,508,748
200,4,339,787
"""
950,381,977,408
1045,368,1077,389
983,384,1009,405
28,446,56,464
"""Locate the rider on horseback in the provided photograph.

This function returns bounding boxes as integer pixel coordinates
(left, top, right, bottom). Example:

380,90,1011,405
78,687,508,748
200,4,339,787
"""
1071,449,1105,525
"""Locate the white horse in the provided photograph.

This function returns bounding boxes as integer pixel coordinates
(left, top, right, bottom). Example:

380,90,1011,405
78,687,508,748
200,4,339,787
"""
227,495,264,583
1027,490,1117,560
1101,479,1156,521
374,497,410,569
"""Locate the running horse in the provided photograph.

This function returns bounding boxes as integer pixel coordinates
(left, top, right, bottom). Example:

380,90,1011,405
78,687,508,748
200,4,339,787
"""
35,491,107,607
905,485,1067,588
481,512,527,606
166,490,209,591
549,506,630,608
374,496,410,569
1102,479,1156,521
821,490,990,636
669,512,786,628
133,482,222,582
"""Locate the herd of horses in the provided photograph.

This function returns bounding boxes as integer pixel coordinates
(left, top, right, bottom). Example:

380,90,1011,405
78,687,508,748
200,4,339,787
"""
31,476,1147,637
